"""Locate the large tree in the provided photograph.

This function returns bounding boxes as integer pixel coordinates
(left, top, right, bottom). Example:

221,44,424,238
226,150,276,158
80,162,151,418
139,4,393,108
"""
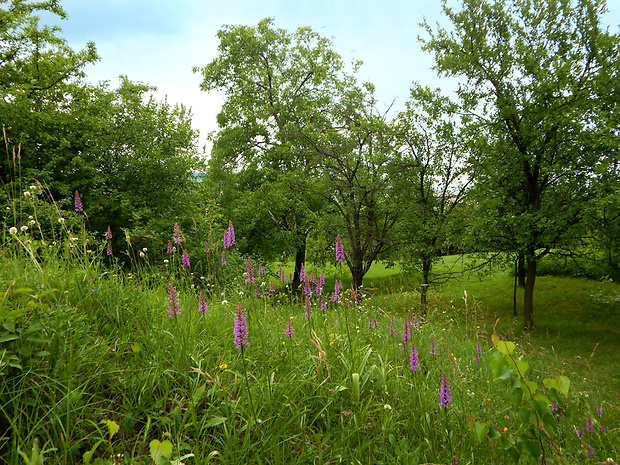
195,18,345,280
421,0,620,329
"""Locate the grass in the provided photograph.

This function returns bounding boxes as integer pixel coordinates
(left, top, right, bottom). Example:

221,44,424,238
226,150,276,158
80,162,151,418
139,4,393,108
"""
1,233,619,464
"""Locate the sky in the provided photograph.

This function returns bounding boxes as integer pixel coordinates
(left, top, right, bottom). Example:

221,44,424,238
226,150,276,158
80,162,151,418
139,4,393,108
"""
41,0,620,153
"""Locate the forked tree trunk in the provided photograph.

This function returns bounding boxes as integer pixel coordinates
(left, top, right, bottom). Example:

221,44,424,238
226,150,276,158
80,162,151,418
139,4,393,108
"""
523,256,536,330
350,263,364,295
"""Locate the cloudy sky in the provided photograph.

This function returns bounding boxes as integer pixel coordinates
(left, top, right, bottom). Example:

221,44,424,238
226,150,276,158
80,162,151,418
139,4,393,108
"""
42,0,620,153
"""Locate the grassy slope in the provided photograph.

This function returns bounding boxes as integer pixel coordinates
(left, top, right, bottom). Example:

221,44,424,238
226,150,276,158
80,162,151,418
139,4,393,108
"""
2,254,619,463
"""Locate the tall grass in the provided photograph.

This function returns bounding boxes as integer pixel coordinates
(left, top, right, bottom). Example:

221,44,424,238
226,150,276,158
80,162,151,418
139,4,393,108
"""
1,191,619,464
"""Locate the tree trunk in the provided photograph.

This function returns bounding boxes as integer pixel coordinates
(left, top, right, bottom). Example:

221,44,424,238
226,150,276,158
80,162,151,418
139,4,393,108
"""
513,257,518,317
517,253,526,287
523,256,536,330
420,256,431,315
293,241,306,286
350,263,364,295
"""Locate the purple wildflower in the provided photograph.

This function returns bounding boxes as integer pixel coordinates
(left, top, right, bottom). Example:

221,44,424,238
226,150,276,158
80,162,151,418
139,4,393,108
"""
258,263,264,276
167,240,173,253
233,302,248,348
331,280,341,302
585,443,595,458
304,277,312,298
576,425,583,439
440,372,451,408
551,401,558,411
254,286,260,296
279,264,285,282
320,295,327,312
450,457,457,465
269,279,275,293
412,315,419,329
245,257,255,284
304,296,312,319
198,292,208,314
285,318,294,339
299,264,306,282
389,316,395,336
430,336,436,356
204,241,210,253
601,424,606,433
315,280,323,297
596,405,602,416
476,339,482,354
227,220,235,246
319,271,325,288
409,342,419,372
368,317,374,328
74,190,83,212
586,415,594,433
173,222,182,244
181,249,190,267
167,283,181,318
106,226,112,240
402,317,411,350
106,243,112,256
223,228,230,249
335,234,344,262
221,251,227,266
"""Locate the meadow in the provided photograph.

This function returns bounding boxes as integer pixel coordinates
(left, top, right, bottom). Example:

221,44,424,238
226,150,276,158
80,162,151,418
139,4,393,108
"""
1,216,619,465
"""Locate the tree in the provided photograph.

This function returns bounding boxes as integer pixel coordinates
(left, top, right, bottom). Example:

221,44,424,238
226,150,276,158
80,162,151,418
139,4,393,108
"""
195,18,347,281
0,0,97,101
0,0,201,255
391,85,471,312
1,0,98,186
421,0,620,329
302,80,400,290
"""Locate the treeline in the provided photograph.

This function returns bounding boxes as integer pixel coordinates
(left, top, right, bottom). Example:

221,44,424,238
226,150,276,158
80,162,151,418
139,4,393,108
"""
2,0,619,329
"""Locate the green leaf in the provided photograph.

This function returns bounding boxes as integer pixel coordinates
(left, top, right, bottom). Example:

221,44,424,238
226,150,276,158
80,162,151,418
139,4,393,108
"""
0,333,19,343
496,340,516,356
2,320,16,333
101,419,120,440
523,380,538,399
515,360,529,375
543,375,570,395
204,417,227,428
14,288,34,294
490,351,512,380
192,385,206,405
82,439,104,465
150,439,173,464
473,421,489,443
518,437,541,459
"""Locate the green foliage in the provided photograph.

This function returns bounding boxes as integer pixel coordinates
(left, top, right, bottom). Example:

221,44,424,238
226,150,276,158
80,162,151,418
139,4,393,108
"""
421,0,620,328
198,19,401,287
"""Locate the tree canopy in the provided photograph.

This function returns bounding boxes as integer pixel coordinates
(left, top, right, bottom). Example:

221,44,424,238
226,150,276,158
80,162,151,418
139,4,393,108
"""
421,0,620,328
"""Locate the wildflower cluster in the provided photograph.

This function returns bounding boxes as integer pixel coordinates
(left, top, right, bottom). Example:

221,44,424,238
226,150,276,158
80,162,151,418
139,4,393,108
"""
233,302,248,348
